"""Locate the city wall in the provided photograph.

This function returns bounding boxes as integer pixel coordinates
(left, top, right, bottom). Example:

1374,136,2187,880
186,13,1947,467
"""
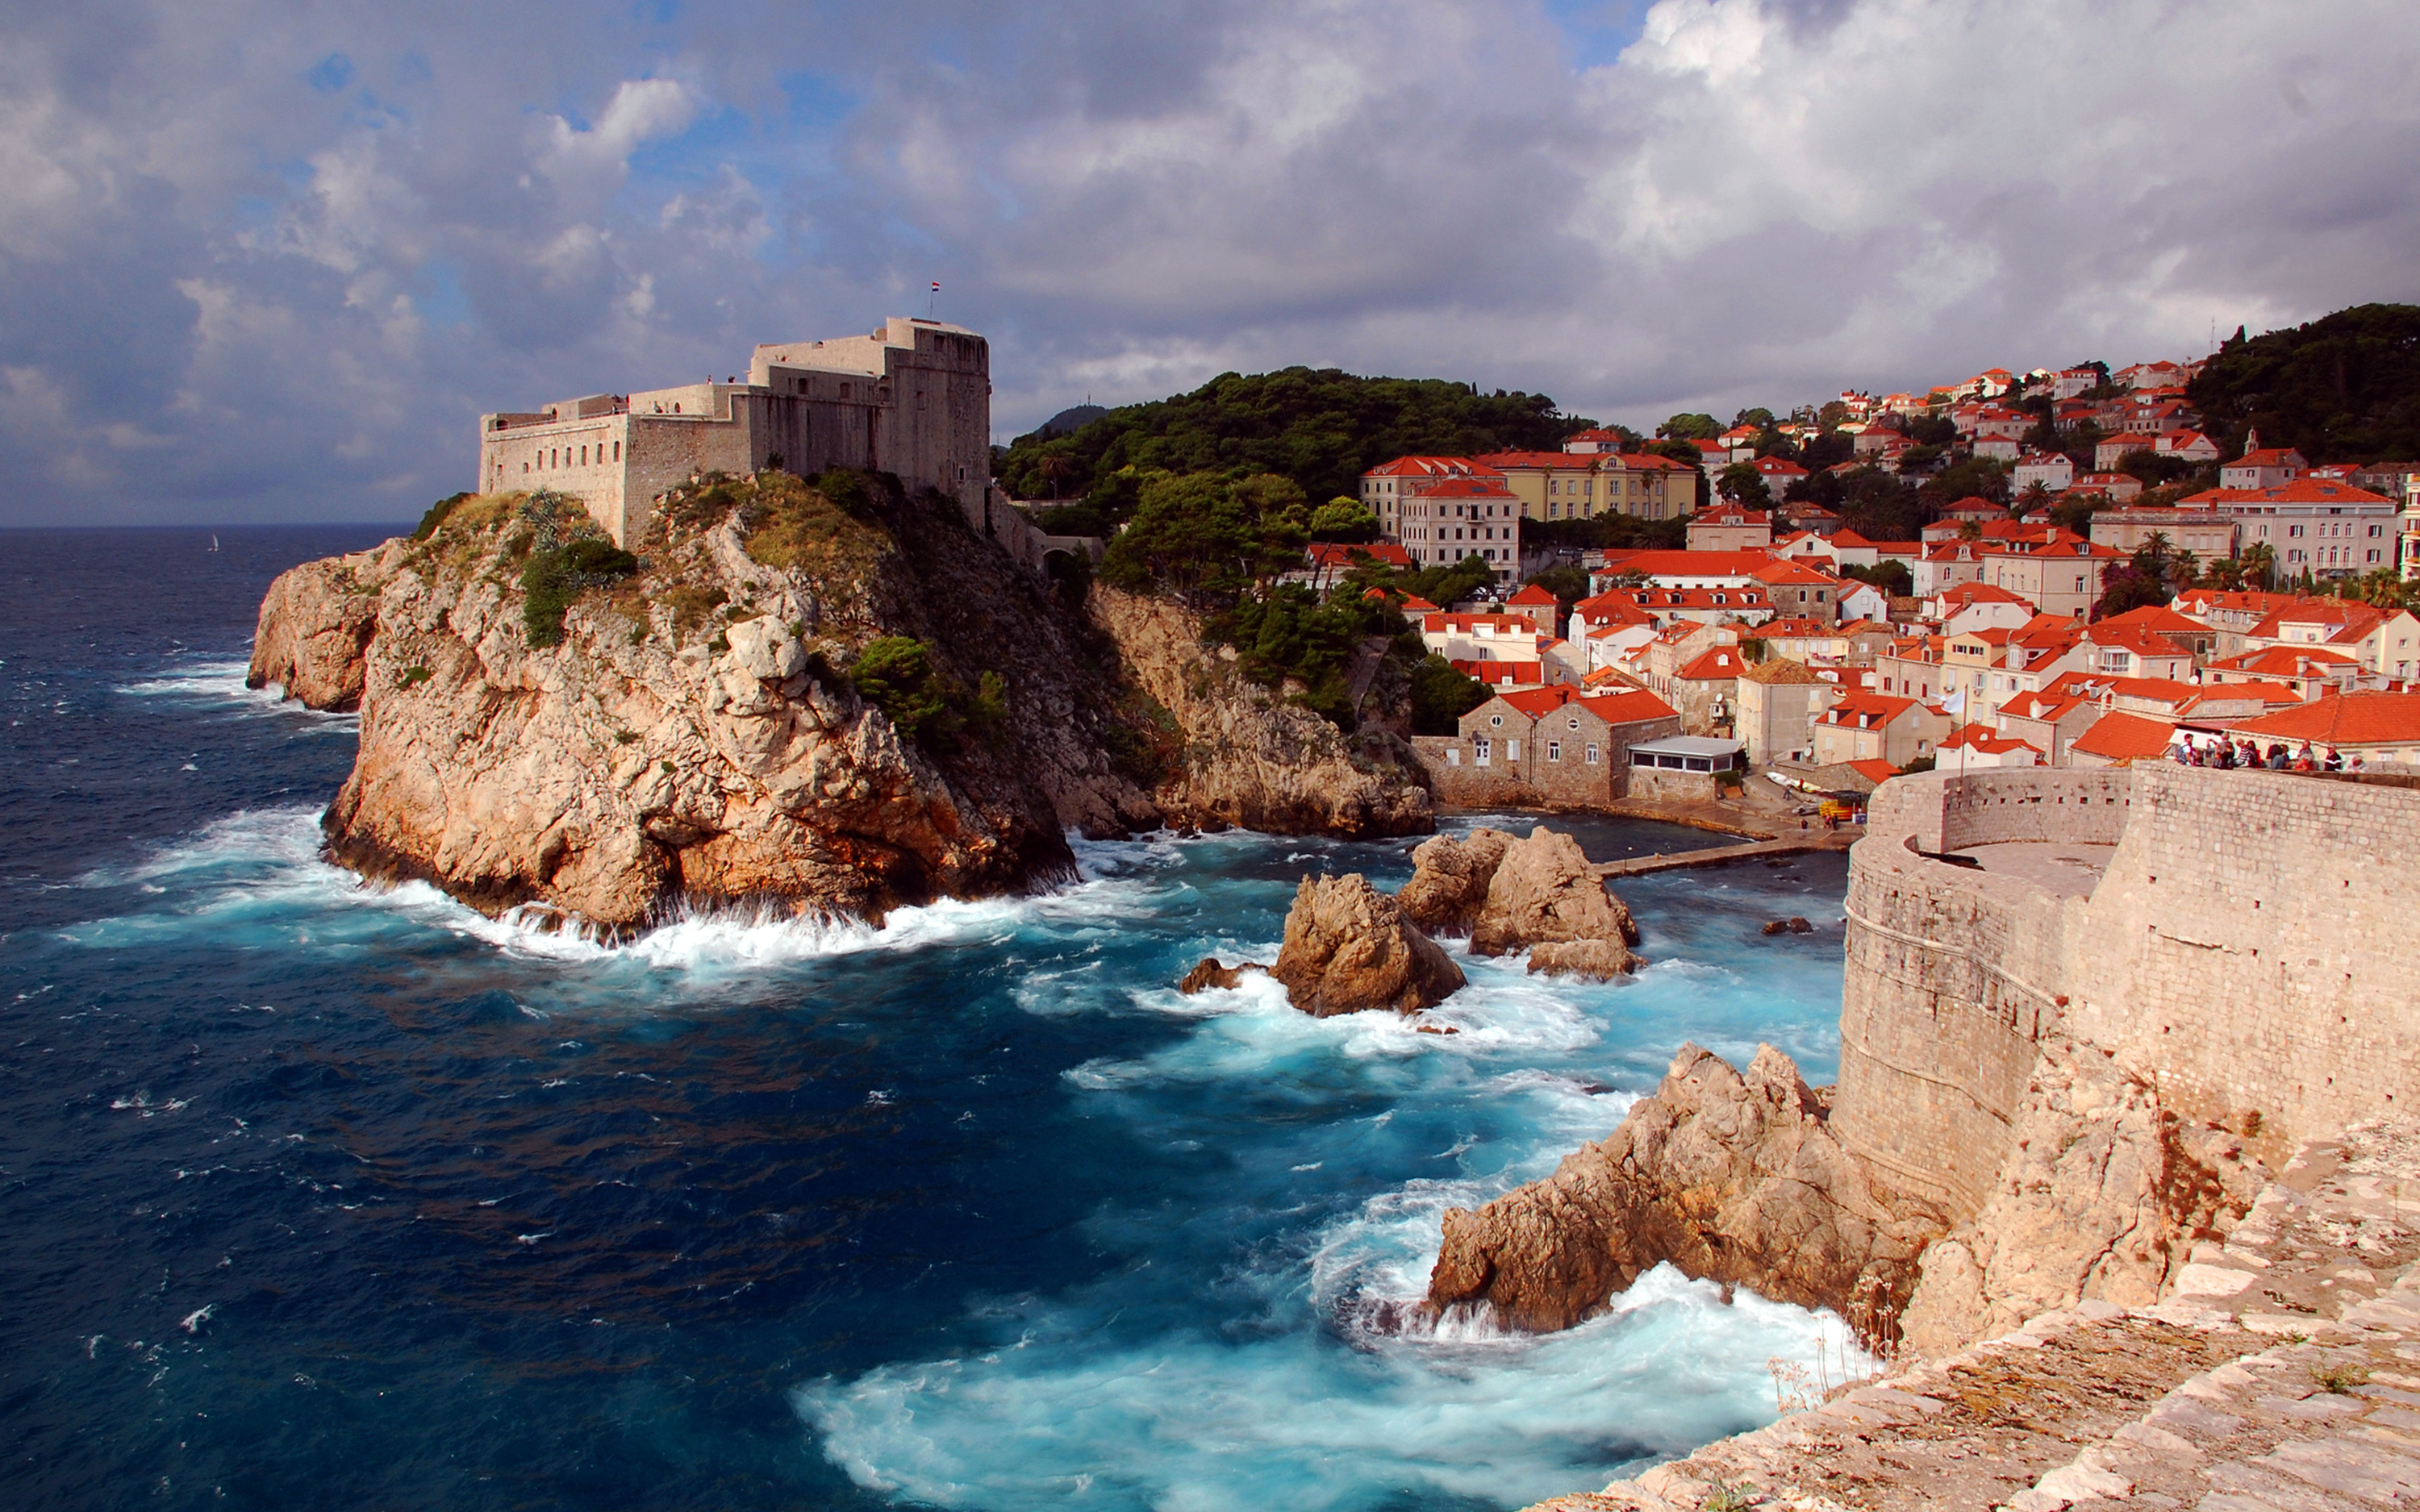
1836,767,2420,1223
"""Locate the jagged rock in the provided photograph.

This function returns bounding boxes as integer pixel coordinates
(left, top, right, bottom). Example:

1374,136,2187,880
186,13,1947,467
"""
1898,1039,2268,1356
1089,588,1432,839
1525,938,1643,981
1270,873,1465,1017
1178,957,1263,993
1426,1043,1943,1339
1467,827,1641,956
1761,917,1816,936
248,556,380,710
1789,916,1813,933
1397,828,1515,933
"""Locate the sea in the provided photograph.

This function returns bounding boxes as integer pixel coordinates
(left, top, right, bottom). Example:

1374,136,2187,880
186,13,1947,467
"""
0,527,1863,1511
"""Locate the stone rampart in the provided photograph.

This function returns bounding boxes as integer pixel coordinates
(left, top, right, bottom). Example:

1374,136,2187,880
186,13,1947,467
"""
1838,766,2420,1220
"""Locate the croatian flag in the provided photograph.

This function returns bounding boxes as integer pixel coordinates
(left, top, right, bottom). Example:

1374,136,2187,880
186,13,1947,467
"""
931,281,941,293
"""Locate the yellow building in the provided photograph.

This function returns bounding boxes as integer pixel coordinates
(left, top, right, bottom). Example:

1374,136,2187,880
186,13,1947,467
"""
1474,449,1696,523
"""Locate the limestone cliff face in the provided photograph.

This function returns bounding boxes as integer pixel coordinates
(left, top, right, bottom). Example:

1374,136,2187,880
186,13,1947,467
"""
250,477,1433,929
1425,1044,1944,1341
1087,587,1432,839
1897,1038,2266,1355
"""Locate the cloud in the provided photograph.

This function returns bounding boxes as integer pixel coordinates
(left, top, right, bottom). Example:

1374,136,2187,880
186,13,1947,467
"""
0,0,2413,525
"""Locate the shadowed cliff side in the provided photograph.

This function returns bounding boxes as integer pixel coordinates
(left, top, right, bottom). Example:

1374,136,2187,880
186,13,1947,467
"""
248,472,1429,928
1426,1043,1946,1343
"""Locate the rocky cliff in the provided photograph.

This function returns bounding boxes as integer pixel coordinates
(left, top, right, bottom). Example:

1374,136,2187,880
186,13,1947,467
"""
1427,1044,1944,1340
248,473,1430,928
1088,587,1432,839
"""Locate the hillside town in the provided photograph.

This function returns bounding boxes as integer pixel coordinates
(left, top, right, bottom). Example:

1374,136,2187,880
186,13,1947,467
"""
1340,356,2420,810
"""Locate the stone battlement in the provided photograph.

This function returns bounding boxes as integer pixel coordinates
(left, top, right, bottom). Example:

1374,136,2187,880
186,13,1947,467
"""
1838,766,2420,1219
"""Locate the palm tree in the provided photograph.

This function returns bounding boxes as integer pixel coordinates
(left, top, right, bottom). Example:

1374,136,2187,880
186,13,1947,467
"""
2240,542,2276,591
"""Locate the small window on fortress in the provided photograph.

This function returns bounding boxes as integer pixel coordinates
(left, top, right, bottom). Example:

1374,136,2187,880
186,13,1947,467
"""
580,446,587,465
614,441,621,461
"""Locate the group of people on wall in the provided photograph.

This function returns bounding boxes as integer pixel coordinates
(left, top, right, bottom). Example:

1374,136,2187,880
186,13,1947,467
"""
2169,733,2355,774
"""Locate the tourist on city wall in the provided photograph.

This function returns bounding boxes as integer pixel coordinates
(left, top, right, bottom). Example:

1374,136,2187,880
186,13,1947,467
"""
2325,746,2344,773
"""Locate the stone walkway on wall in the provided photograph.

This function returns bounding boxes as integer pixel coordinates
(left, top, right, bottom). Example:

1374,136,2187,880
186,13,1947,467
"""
1533,1123,2420,1512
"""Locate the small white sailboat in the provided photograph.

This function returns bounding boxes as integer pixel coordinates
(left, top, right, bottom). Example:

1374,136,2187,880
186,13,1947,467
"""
209,535,220,552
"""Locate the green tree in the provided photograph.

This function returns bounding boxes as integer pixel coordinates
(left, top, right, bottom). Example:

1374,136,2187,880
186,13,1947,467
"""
1308,498,1380,541
1716,461,1774,509
1734,407,1776,429
1410,654,1490,735
1842,560,1913,598
2188,302,2420,462
1658,412,1723,440
851,636,959,748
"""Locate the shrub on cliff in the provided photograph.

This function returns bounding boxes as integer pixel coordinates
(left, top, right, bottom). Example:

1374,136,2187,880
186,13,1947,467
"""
740,470,890,586
520,539,639,648
850,635,960,749
411,491,474,542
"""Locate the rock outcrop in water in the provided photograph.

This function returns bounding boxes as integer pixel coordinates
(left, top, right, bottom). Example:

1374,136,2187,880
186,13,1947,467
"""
248,474,1432,928
1270,873,1464,1017
1425,1043,1943,1339
1467,827,1642,957
1177,957,1265,994
1400,826,1642,975
1396,828,1515,933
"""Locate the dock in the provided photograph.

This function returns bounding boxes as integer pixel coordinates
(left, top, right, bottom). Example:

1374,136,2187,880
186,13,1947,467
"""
1593,829,1858,880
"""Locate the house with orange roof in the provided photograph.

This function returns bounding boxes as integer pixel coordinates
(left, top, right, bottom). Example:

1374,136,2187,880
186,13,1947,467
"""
1978,537,2125,620
2213,692,2420,764
1286,539,1413,589
1419,612,1548,673
1356,457,1522,581
1810,691,1948,768
1414,684,1682,806
1504,581,1561,635
2014,452,2075,494
2238,600,2420,679
2094,432,2163,470
1688,502,1774,552
1475,449,1612,523
1592,548,1782,591
1750,456,1807,500
2155,430,2220,463
2220,444,2308,491
2092,603,2218,661
2076,616,2197,681
2204,646,2366,702
1936,722,2042,774
1995,686,2107,765
2068,472,2143,502
2067,710,2179,768
1927,581,2036,636
2178,478,2397,578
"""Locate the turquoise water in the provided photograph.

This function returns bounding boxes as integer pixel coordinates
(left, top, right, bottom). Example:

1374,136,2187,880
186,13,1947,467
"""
1,528,1861,1510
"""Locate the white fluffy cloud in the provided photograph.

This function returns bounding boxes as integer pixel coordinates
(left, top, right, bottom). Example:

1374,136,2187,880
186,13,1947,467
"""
0,0,2414,523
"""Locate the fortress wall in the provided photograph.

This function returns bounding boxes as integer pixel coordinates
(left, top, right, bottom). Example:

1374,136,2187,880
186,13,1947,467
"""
1838,766,2420,1219
1834,773,2113,1218
2071,766,2420,1144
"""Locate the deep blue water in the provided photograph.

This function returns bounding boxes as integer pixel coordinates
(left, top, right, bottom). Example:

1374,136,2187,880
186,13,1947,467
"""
0,528,1860,1511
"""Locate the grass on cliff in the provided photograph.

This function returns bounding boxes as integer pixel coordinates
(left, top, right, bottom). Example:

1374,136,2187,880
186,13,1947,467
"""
737,469,891,588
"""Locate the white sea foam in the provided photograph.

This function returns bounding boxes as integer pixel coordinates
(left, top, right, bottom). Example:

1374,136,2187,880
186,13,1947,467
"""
119,656,357,727
798,1261,1869,1512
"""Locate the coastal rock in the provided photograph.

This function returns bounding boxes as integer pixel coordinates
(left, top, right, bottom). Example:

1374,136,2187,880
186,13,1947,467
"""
257,479,1166,928
1760,917,1815,936
1088,587,1432,839
1178,957,1264,993
1270,873,1465,1017
1898,1039,2267,1356
1467,827,1642,956
1397,828,1515,933
247,555,380,710
1425,1043,1942,1339
1525,939,1643,981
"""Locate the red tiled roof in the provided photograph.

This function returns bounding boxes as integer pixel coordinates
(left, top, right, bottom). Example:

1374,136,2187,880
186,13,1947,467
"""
1417,478,1522,499
2072,710,2177,762
1506,583,1559,606
1307,542,1413,569
1942,723,2041,756
2180,480,2393,506
1578,688,1679,725
2224,693,2420,746
1677,648,1748,680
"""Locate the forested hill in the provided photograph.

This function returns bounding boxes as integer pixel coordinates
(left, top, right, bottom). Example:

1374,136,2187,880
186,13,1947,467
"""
2189,303,2420,464
994,368,1592,506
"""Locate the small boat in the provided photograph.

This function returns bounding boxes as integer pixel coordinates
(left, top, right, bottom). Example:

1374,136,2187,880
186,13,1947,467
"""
209,535,220,552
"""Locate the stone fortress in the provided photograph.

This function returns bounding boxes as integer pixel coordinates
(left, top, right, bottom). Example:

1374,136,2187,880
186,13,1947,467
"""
477,316,992,547
1841,764,2420,1226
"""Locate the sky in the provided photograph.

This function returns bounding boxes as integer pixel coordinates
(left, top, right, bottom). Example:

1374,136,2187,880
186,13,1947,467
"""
2,0,2417,526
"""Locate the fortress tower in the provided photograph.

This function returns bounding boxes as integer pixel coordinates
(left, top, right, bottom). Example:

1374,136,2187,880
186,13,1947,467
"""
476,317,992,546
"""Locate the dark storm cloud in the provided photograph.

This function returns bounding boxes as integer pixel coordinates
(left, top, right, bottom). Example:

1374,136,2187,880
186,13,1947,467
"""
0,0,2415,524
